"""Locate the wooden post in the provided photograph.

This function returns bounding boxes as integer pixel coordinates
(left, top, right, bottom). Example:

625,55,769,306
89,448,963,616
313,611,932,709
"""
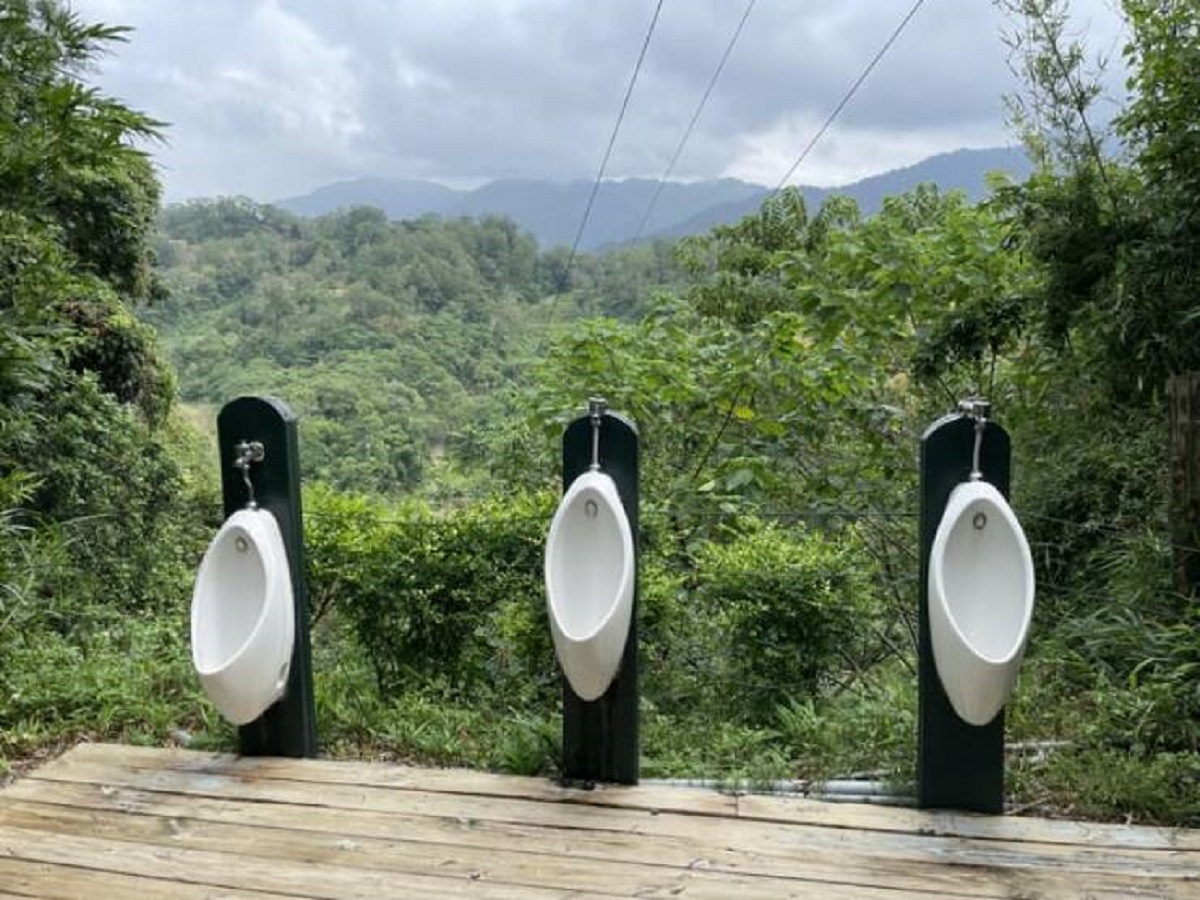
1168,373,1200,597
216,396,317,758
559,405,639,785
917,409,1011,813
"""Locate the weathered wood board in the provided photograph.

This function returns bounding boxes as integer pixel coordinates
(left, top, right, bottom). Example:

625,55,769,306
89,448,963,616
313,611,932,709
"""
0,743,1195,898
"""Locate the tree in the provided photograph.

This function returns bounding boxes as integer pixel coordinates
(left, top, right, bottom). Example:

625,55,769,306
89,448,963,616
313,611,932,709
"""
0,0,164,301
994,0,1200,401
1113,1,1200,390
0,0,184,608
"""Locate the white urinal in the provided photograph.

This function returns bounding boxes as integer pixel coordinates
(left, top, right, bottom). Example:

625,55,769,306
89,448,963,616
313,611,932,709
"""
545,470,634,701
929,480,1035,726
191,507,295,725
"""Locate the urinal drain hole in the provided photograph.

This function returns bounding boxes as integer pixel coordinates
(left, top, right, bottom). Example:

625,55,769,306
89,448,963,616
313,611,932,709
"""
234,536,249,553
584,499,598,519
973,512,987,531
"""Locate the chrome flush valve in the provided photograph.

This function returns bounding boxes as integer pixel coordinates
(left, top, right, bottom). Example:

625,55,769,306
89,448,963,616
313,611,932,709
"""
958,397,990,482
958,398,991,422
233,440,265,509
588,396,607,472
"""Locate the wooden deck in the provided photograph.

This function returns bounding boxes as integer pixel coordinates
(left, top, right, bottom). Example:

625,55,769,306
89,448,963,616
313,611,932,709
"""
0,743,1195,898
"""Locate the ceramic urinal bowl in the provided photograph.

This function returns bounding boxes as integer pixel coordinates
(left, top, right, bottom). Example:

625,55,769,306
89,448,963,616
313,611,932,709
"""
191,507,295,725
929,480,1035,726
545,470,634,701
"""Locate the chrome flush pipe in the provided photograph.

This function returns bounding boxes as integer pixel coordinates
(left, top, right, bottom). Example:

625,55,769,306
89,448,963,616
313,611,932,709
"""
588,396,607,472
958,398,991,482
233,440,265,509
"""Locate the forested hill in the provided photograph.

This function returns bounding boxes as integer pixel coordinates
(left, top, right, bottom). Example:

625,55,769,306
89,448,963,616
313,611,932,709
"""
277,146,1032,250
148,199,686,494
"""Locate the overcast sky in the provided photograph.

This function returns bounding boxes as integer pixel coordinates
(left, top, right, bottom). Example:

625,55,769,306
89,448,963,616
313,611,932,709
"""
74,0,1129,202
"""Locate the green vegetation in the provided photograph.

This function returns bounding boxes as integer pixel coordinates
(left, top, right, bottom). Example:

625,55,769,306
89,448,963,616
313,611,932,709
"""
1,0,1197,827
0,0,217,769
148,201,685,496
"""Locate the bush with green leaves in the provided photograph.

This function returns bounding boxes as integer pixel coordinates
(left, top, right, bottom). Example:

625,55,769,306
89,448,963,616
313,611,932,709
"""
691,521,879,725
305,486,554,701
4,372,214,612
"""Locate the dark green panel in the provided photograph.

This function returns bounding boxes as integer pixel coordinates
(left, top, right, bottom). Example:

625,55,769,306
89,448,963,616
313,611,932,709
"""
216,396,317,758
917,412,1011,813
559,410,639,785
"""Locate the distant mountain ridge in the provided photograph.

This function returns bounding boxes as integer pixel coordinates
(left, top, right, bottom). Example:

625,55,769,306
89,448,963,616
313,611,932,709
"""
278,146,1032,250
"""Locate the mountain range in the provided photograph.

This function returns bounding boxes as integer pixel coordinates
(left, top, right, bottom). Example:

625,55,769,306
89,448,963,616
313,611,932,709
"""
278,146,1033,251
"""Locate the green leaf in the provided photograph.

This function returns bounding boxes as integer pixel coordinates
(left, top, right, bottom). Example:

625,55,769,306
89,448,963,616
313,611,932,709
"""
726,468,755,490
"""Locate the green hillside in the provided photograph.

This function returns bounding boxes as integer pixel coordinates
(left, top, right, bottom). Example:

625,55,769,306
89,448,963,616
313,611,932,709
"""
148,200,686,495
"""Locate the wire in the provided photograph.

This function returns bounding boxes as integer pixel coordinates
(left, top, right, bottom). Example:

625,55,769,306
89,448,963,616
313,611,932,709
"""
566,0,667,273
771,0,929,194
687,0,931,488
527,0,667,367
631,0,757,244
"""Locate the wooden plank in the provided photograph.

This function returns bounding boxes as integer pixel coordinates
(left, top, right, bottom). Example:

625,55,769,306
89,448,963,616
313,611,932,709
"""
11,776,1197,882
8,770,1198,895
6,746,1197,898
0,857,295,899
63,743,738,816
63,742,1200,851
29,757,717,835
0,825,607,900
0,780,1060,899
735,793,1200,852
0,792,1045,900
0,800,956,900
22,756,1200,878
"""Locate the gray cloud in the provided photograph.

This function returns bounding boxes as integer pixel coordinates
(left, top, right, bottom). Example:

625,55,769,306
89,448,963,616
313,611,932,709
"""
75,0,1128,200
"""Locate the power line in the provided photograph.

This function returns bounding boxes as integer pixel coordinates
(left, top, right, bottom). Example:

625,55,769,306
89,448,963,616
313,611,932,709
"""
566,0,666,272
772,0,928,193
687,0,932,488
532,0,666,363
631,0,757,244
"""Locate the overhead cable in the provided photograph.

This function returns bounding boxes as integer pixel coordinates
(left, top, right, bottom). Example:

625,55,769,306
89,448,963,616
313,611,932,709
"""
772,0,928,193
631,0,757,243
567,0,667,270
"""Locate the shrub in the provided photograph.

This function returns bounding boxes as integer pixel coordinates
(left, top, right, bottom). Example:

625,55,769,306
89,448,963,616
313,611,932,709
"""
306,486,553,699
692,520,878,725
1,372,215,615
